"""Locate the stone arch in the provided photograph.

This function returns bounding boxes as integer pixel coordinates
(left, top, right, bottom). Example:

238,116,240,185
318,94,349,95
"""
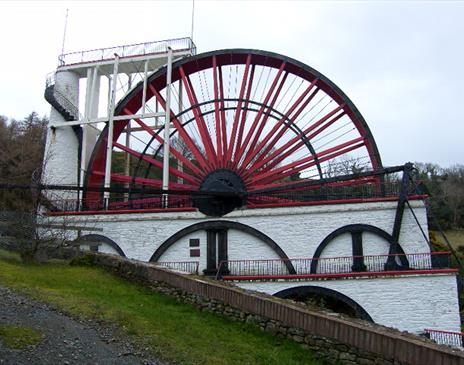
273,285,374,322
149,220,296,274
310,224,408,273
77,234,126,257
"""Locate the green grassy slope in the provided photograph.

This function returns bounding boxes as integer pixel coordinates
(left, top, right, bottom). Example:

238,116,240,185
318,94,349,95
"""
0,250,323,365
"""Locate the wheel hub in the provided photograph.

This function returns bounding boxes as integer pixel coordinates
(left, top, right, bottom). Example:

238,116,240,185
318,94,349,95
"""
193,169,246,216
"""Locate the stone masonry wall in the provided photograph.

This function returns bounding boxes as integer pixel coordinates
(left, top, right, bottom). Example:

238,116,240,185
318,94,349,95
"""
71,251,464,365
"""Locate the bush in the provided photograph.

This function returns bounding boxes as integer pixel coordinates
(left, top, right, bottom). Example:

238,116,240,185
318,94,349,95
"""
69,252,96,267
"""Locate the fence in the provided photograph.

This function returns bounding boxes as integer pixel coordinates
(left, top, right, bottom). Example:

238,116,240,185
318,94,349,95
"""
155,261,199,275
424,329,464,348
45,180,421,214
44,73,82,121
47,194,195,213
58,37,196,66
247,180,415,207
217,252,451,279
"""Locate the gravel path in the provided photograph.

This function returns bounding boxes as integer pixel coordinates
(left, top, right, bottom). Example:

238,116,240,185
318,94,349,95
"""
0,286,162,365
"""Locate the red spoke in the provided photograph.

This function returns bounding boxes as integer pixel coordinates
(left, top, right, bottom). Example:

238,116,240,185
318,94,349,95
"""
233,64,256,169
225,54,252,166
261,107,347,175
179,66,218,166
248,176,377,193
248,142,364,187
212,56,223,165
113,142,200,185
235,62,287,166
239,71,289,171
246,195,299,206
149,85,212,172
243,105,346,179
251,111,347,179
93,171,197,190
247,137,365,186
305,106,346,140
218,66,228,159
243,80,318,173
123,108,205,179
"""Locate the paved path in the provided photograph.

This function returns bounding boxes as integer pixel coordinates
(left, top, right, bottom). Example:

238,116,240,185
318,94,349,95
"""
0,286,162,365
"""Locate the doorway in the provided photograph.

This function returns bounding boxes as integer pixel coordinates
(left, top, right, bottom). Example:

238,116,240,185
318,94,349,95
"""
204,229,228,275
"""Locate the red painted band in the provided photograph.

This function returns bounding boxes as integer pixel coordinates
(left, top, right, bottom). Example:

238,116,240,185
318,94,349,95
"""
222,268,458,281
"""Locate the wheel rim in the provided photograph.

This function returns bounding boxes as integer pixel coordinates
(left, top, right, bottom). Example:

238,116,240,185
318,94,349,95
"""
84,49,383,214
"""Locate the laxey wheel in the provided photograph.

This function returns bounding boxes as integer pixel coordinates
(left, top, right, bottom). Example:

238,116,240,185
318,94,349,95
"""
84,49,382,216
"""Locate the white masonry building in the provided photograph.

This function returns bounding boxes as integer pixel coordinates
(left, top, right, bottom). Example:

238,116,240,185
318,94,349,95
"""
42,38,461,342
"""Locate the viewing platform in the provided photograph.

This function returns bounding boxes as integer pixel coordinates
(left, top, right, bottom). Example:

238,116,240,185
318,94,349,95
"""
55,37,196,76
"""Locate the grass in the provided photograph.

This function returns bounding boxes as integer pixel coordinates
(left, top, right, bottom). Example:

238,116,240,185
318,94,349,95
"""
0,324,42,349
432,229,464,250
0,249,323,365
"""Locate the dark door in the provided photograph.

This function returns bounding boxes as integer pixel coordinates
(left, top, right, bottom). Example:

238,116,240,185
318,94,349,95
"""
204,229,228,275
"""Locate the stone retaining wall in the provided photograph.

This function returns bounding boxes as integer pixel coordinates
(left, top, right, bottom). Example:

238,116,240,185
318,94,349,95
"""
77,252,464,365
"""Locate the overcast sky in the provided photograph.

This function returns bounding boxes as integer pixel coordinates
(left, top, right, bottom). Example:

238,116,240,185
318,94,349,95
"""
0,0,462,168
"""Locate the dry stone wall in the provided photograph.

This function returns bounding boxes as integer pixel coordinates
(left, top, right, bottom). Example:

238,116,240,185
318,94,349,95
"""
72,251,464,365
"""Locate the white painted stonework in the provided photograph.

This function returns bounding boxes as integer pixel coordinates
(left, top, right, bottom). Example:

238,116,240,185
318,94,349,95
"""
47,200,461,334
43,70,80,201
57,200,430,264
235,273,461,335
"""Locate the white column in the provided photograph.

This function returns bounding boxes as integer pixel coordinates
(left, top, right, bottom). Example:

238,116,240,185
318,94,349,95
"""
79,68,92,206
124,74,132,202
142,60,148,114
80,67,100,207
103,55,120,208
178,81,184,184
89,67,100,119
162,47,173,207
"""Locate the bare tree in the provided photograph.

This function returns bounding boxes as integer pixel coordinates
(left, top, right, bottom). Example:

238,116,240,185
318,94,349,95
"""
441,165,464,227
324,155,366,178
0,112,86,262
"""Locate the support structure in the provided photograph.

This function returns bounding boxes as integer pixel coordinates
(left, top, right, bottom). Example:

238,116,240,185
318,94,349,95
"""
103,54,120,208
43,37,196,209
162,47,173,207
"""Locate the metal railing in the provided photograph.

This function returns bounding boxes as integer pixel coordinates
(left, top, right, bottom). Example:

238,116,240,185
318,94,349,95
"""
424,329,464,348
58,37,196,66
44,180,415,214
247,180,409,206
46,194,194,213
216,252,451,279
155,261,199,275
44,72,82,121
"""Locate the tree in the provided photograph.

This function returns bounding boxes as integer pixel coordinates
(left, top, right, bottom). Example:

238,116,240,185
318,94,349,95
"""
0,112,72,261
324,155,366,178
0,112,48,211
414,162,464,230
441,165,464,227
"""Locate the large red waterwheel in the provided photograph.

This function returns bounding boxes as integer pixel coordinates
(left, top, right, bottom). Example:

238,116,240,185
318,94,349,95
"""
84,49,382,216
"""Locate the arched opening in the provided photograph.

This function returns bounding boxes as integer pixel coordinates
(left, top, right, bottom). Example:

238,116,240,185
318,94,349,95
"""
75,234,126,257
310,224,409,273
149,220,296,275
274,286,373,322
